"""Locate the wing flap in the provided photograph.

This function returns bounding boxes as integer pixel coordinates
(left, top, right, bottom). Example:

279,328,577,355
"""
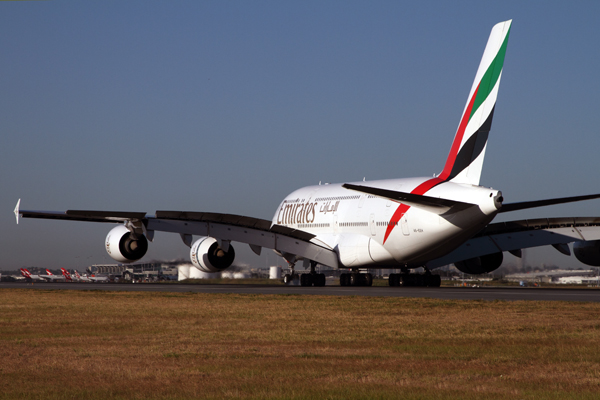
147,215,338,268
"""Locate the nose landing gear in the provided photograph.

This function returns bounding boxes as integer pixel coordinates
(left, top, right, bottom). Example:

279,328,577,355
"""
284,260,326,287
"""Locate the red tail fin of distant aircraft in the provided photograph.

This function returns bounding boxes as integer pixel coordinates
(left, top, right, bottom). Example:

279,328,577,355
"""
60,268,72,282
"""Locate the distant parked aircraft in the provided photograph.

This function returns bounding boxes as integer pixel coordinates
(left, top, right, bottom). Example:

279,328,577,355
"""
72,270,108,283
60,268,73,282
20,268,43,281
38,269,66,282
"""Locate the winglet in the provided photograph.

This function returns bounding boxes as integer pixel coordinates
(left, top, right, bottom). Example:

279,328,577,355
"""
14,199,20,224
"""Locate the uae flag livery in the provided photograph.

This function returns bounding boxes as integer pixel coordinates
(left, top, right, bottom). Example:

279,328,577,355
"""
441,20,512,185
383,20,511,243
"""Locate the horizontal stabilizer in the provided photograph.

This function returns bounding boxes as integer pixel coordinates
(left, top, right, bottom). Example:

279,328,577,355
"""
500,193,600,213
342,183,474,214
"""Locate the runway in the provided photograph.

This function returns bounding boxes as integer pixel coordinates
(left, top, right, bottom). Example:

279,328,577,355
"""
3,282,600,302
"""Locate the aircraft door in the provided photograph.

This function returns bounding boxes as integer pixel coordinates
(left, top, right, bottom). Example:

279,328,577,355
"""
401,216,410,236
370,214,376,236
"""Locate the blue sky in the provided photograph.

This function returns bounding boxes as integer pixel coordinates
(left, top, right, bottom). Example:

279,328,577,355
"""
2,1,600,271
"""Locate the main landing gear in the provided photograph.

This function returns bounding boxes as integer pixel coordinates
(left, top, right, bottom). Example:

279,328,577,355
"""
300,273,326,287
283,261,326,287
339,271,373,287
388,270,441,287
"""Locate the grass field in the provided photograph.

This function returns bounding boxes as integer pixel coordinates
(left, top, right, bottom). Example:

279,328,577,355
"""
1,289,600,399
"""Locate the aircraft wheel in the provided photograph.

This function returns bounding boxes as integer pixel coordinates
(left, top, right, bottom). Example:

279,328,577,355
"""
364,273,373,287
300,274,313,287
403,274,412,286
415,274,426,287
340,273,349,286
314,273,326,287
427,274,441,287
283,274,292,285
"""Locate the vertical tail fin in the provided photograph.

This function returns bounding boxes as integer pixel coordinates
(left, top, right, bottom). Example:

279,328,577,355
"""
439,20,512,185
61,268,72,281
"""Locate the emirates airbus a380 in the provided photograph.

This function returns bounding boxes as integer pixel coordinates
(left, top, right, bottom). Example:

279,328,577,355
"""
15,20,600,287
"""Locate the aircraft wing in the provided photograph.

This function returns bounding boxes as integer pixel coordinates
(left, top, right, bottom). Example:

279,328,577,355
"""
500,193,600,213
426,217,600,269
15,203,339,268
17,208,147,223
148,211,338,267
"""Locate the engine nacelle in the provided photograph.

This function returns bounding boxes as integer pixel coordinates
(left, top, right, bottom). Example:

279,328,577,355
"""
190,236,235,272
105,225,148,263
574,240,600,266
454,252,503,275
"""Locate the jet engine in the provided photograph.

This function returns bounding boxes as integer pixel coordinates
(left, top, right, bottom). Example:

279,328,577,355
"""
190,236,235,272
105,225,148,263
573,240,600,267
454,252,503,275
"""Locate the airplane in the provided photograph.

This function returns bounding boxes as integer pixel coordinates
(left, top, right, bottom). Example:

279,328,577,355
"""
38,269,66,282
20,268,44,281
71,270,91,282
72,270,109,283
13,20,600,287
60,268,73,282
88,274,109,283
61,268,90,282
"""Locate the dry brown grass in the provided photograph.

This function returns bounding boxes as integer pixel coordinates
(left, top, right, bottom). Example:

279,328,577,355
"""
1,289,600,399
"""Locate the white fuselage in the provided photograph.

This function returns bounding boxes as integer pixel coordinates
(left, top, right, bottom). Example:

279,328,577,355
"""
272,177,501,269
39,274,65,282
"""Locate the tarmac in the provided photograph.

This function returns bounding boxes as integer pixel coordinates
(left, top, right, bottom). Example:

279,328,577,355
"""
3,282,600,302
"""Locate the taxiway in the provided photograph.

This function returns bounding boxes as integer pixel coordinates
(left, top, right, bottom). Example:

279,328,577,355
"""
2,282,600,302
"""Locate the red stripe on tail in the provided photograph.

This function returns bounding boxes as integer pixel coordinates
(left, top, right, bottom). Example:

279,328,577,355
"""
439,83,480,181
